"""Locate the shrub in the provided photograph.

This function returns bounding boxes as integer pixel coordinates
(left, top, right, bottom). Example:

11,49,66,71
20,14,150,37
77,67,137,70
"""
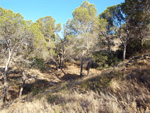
30,57,46,71
116,38,150,59
92,51,120,69
143,40,150,50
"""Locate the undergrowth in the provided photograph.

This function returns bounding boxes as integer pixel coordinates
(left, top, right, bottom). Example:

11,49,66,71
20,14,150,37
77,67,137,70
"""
1,56,150,113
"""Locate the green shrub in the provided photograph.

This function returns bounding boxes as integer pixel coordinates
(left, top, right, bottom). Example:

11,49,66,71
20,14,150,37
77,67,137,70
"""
92,51,120,69
117,38,150,59
126,38,142,58
143,40,150,50
92,51,108,69
31,57,46,71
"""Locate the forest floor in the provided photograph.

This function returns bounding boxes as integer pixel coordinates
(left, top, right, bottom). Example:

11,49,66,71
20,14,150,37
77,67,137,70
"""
0,61,102,101
1,53,150,113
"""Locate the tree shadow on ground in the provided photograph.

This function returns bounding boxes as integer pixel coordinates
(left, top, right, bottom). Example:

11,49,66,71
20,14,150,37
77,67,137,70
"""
0,67,4,73
8,89,18,100
60,73,80,81
22,79,53,96
126,68,150,88
8,75,21,80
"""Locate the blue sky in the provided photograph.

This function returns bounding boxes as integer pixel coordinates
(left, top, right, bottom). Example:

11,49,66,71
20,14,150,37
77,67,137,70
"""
0,0,124,26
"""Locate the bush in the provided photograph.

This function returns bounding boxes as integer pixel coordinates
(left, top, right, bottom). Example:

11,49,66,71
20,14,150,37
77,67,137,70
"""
92,51,120,69
30,57,46,71
126,38,142,58
115,38,146,59
143,40,150,50
92,51,108,69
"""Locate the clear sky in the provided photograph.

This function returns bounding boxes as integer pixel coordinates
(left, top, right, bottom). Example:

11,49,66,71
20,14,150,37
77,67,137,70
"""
0,0,124,25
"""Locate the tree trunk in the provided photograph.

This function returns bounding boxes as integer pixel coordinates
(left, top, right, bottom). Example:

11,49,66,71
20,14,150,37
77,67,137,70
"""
62,59,64,69
123,44,127,61
61,55,64,69
55,62,58,70
80,57,84,78
107,37,113,59
3,71,8,103
87,61,91,76
19,72,26,98
106,36,113,66
61,69,66,75
139,29,144,47
3,49,11,102
61,43,65,69
59,54,62,69
51,57,58,70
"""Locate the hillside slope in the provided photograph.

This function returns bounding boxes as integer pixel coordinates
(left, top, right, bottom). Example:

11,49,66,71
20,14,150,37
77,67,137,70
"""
1,54,150,113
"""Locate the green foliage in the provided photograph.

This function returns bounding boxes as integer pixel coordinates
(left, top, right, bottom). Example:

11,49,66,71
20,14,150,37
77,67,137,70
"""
92,51,120,69
126,38,142,58
98,18,108,33
92,51,108,69
29,23,49,60
116,38,150,59
122,0,150,46
143,40,150,51
0,7,27,40
67,0,99,62
36,16,61,39
32,16,62,62
32,57,46,71
108,54,120,66
73,0,97,21
100,4,120,28
72,0,98,35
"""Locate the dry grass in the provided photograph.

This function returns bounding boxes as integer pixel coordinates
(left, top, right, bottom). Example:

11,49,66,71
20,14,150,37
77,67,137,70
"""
0,91,138,113
1,56,150,113
1,89,150,113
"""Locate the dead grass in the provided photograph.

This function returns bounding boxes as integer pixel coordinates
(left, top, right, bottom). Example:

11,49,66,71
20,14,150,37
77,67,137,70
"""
0,91,135,113
0,62,102,102
1,57,150,113
1,89,150,113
